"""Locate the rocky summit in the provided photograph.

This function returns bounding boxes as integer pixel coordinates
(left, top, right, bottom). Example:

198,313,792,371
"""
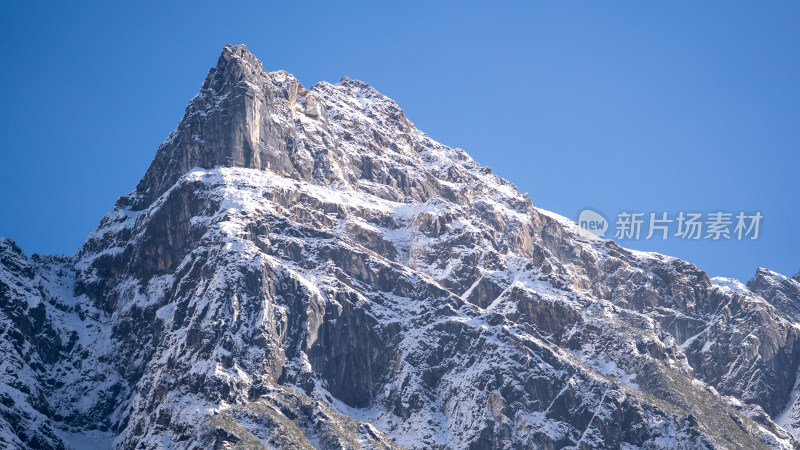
1,44,800,449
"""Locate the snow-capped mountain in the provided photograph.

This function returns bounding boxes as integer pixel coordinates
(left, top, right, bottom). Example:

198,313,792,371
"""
2,44,800,449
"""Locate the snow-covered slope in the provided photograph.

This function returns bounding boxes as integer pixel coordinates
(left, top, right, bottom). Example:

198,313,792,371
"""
1,44,800,449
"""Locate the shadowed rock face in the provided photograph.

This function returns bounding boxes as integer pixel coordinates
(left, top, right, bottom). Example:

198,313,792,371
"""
1,44,799,449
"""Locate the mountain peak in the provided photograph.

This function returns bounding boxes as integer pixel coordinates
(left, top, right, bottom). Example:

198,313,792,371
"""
218,43,257,65
5,43,800,449
209,43,267,86
0,236,22,256
121,44,310,210
118,45,444,212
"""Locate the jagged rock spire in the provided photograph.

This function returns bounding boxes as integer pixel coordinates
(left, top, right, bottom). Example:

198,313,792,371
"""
120,43,461,213
122,44,307,210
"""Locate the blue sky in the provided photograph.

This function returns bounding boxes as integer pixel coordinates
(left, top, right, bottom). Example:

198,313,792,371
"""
0,1,797,281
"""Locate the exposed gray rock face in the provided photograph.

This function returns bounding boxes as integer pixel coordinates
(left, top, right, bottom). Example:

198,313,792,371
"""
125,44,305,210
1,44,799,449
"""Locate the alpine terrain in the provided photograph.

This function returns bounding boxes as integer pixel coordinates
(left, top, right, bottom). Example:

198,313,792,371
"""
2,44,800,449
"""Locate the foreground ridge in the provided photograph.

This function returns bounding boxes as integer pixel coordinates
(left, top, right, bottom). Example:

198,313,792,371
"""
1,44,800,449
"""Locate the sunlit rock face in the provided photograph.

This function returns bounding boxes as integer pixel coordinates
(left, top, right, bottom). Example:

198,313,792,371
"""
1,44,800,449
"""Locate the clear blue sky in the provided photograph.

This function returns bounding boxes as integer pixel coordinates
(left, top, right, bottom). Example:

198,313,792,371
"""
1,1,797,281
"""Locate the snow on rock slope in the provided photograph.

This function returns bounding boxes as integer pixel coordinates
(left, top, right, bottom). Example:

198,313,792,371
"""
1,44,800,449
